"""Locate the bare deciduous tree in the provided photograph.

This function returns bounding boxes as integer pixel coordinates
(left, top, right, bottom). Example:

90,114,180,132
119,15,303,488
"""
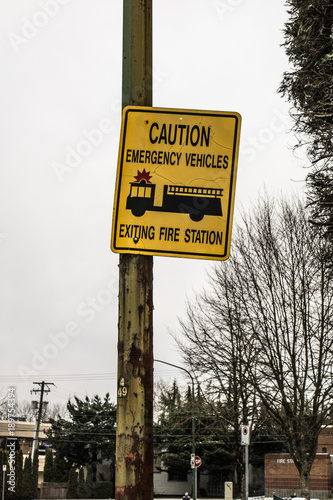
0,398,68,422
177,259,262,497
177,196,333,499
234,197,332,499
0,392,7,420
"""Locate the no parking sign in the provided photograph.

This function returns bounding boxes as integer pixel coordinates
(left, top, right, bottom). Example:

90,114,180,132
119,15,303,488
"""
241,425,250,445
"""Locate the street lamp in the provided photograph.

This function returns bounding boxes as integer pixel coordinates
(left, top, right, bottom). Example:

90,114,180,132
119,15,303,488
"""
154,359,197,500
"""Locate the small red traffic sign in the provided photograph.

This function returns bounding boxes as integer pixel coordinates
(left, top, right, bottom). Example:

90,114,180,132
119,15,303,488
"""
241,425,250,445
195,455,202,468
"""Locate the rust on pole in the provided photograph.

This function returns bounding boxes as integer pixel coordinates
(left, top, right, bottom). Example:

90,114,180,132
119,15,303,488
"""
115,1,153,499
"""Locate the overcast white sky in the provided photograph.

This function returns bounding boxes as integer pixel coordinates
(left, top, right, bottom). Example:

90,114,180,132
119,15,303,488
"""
0,0,305,411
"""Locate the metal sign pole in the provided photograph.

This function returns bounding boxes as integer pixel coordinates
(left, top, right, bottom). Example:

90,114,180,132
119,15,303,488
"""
241,425,250,500
195,466,197,500
245,443,249,500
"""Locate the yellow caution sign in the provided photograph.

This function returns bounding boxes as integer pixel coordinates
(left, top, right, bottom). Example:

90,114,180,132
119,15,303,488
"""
111,106,241,261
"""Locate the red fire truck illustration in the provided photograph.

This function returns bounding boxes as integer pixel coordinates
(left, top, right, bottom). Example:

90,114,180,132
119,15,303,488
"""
126,169,223,222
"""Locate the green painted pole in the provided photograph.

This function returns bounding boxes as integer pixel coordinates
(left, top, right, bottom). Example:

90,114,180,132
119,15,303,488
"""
115,2,153,499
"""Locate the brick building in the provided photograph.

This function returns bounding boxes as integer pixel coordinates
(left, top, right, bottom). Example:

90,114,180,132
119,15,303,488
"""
0,419,51,486
318,426,333,455
265,453,332,499
265,426,333,499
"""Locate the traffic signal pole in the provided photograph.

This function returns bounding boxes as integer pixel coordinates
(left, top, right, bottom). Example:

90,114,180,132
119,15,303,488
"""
115,2,153,500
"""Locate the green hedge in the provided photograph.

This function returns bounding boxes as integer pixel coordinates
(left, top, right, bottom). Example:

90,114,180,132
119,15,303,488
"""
92,481,114,498
69,480,114,499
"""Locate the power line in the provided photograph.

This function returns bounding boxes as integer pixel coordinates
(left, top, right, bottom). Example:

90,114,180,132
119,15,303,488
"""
0,367,182,383
0,372,118,382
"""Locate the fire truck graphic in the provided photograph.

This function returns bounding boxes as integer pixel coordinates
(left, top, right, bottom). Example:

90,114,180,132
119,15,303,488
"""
126,169,223,222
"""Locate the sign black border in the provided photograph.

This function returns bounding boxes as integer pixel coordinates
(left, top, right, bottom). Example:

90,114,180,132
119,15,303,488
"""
112,106,241,260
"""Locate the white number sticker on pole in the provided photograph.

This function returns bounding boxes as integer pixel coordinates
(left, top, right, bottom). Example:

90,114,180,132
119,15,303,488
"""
190,453,195,469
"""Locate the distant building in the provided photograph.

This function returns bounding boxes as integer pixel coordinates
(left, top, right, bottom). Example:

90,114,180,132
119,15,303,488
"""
265,426,333,500
318,426,333,454
0,419,51,486
265,453,332,499
2,419,332,498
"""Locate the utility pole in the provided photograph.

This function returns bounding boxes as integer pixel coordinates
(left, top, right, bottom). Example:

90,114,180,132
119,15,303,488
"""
155,359,197,500
115,2,153,500
31,381,54,460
